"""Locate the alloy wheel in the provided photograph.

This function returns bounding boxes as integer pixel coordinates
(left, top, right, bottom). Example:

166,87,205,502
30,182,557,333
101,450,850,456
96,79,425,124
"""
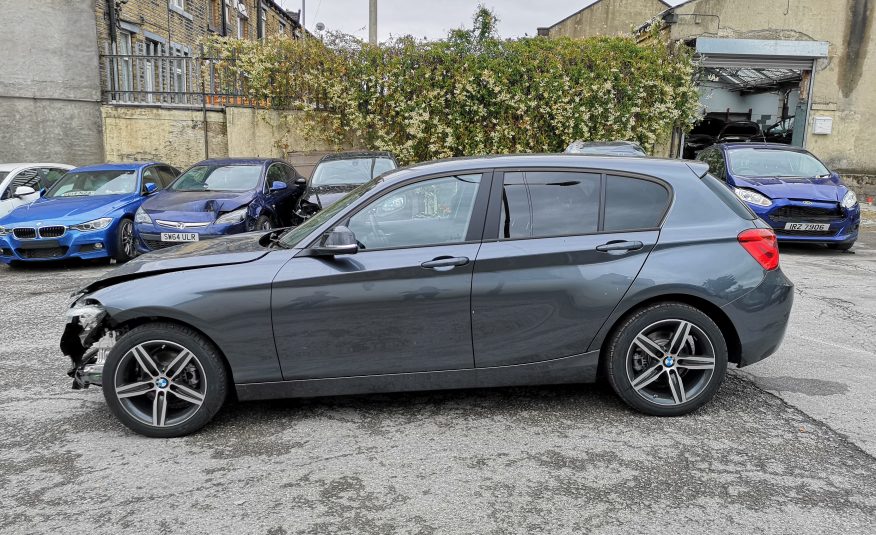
113,340,207,427
625,319,716,406
121,221,135,258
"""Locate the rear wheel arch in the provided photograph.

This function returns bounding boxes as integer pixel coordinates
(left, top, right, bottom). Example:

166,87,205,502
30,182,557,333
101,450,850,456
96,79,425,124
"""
597,294,742,370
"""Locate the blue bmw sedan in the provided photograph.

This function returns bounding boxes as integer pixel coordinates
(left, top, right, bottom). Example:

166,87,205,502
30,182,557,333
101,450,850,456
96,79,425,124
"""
0,162,178,264
697,144,860,250
133,158,305,253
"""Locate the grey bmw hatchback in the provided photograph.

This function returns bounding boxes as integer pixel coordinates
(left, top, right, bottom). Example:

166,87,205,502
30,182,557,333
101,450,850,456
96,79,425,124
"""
62,155,793,437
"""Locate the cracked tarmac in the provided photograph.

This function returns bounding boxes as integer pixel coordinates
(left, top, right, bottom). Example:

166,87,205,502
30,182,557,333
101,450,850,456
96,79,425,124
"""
0,233,874,534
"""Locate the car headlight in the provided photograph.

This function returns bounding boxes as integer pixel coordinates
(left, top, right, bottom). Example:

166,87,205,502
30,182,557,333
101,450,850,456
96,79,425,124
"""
841,189,858,209
215,207,248,225
70,217,113,232
134,207,152,224
734,188,772,207
66,302,106,333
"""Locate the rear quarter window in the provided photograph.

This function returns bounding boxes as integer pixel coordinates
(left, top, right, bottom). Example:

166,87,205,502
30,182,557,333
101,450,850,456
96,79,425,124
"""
700,173,757,220
603,175,670,231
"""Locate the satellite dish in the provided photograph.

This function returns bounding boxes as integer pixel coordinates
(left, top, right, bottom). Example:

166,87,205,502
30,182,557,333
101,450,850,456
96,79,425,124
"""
316,22,325,31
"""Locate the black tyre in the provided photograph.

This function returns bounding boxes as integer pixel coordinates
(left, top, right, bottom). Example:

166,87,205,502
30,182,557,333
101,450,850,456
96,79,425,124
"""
103,322,228,438
113,218,136,263
605,302,728,416
255,214,274,231
827,241,854,251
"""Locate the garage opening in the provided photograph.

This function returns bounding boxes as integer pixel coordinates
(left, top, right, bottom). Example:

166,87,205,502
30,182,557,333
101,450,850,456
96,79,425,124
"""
676,38,828,159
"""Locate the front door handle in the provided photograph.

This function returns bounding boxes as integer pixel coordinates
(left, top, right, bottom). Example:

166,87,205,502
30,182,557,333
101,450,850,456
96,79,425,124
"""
421,256,470,271
595,240,644,253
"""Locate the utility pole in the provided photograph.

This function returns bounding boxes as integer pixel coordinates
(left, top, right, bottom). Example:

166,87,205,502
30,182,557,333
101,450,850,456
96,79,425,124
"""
369,0,377,45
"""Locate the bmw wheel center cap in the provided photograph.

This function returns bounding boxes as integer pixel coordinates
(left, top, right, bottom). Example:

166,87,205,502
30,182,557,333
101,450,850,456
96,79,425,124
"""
156,377,169,389
663,356,675,367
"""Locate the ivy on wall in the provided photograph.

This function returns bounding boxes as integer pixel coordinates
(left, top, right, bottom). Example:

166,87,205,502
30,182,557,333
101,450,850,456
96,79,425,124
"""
204,8,699,165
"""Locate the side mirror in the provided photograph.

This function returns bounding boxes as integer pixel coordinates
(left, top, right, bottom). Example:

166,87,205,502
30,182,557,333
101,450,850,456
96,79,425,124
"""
14,186,36,198
270,181,288,192
310,226,358,256
295,177,307,187
144,182,158,194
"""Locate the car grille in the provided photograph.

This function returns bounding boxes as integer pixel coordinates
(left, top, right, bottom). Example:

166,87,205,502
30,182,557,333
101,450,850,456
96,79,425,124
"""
770,205,842,222
776,229,837,237
12,228,36,239
38,226,66,238
143,239,180,251
17,246,68,259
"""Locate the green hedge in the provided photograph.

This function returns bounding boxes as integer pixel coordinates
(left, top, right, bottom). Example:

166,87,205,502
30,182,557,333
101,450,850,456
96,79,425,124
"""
204,10,699,165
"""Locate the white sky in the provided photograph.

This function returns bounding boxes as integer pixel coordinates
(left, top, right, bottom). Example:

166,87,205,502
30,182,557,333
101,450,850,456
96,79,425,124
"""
274,0,685,41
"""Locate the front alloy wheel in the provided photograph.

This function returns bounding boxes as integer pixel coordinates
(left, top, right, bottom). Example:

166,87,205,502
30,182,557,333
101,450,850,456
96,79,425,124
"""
103,323,227,437
606,303,728,416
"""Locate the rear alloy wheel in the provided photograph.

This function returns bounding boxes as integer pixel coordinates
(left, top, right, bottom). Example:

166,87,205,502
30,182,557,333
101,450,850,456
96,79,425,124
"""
103,323,227,437
606,303,728,416
113,218,136,263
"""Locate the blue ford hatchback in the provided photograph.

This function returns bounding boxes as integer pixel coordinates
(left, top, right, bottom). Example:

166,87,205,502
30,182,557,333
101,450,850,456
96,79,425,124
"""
134,158,305,253
0,162,178,264
697,144,860,250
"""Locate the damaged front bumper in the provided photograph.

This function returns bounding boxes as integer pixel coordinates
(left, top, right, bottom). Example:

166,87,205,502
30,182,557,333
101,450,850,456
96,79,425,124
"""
60,301,116,389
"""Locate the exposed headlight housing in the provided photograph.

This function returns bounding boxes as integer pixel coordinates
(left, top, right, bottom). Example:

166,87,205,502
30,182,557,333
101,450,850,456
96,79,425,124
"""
734,187,772,207
134,207,152,224
215,207,248,225
66,302,107,334
841,189,858,209
70,217,113,232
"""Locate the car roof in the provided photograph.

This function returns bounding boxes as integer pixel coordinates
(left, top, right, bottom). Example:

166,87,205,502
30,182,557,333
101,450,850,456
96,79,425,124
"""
318,151,395,163
717,143,809,152
0,163,73,172
379,153,701,185
190,157,280,166
69,162,160,172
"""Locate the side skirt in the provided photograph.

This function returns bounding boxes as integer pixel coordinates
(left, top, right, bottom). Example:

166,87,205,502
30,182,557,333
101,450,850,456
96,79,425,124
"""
235,350,600,401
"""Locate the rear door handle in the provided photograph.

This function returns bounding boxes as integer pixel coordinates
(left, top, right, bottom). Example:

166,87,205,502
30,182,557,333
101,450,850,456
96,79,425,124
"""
595,240,644,253
421,256,470,271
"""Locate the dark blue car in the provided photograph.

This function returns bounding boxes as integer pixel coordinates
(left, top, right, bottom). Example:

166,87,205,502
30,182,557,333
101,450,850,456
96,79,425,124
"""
134,158,305,252
697,143,860,250
0,162,178,264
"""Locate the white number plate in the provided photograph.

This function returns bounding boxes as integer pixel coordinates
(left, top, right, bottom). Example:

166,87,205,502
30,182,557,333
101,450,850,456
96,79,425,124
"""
783,223,830,231
160,232,199,242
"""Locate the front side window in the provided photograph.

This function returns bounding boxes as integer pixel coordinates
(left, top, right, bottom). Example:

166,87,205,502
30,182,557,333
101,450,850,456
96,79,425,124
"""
40,168,68,189
603,175,670,231
348,174,481,250
171,165,262,192
727,148,830,178
46,170,138,198
265,164,286,191
311,157,397,187
500,171,600,239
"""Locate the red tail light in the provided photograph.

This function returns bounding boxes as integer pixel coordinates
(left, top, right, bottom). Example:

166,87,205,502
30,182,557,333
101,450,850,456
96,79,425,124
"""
738,228,779,270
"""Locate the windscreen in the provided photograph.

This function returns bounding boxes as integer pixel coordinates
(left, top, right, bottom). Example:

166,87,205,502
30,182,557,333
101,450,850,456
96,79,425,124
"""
727,149,830,178
311,158,396,186
46,170,138,198
171,165,262,192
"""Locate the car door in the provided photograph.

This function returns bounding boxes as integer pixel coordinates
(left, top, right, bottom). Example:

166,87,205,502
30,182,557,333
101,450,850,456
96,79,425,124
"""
471,169,669,368
271,171,491,380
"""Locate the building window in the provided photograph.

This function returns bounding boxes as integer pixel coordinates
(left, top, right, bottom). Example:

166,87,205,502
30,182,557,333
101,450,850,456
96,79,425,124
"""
237,15,245,38
117,31,133,102
279,21,286,35
260,4,267,39
170,0,186,10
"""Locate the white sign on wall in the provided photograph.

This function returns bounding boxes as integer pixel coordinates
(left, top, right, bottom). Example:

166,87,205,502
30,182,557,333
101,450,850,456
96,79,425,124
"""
812,116,833,135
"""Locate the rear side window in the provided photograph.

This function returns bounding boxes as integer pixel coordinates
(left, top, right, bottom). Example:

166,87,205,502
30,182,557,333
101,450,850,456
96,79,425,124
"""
499,171,600,239
603,175,670,231
701,173,756,220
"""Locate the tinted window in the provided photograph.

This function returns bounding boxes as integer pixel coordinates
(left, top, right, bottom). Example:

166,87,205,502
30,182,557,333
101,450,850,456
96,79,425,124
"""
604,175,670,231
701,173,756,220
266,164,286,190
527,171,600,238
348,174,481,249
5,168,41,199
41,168,68,189
499,172,531,240
156,166,179,187
141,167,163,191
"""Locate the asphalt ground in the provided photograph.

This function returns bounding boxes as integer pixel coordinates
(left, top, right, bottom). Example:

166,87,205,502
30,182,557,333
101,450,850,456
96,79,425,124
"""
1,229,874,534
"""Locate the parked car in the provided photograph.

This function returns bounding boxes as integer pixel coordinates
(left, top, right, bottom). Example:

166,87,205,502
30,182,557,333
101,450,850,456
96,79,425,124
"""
295,151,397,220
564,141,647,157
133,158,306,253
697,143,860,250
716,120,764,143
764,117,794,144
62,154,793,437
0,163,74,218
683,117,726,159
0,162,178,264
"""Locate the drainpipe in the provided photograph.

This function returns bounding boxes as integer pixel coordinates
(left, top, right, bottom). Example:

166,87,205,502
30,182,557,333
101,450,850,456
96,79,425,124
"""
106,0,118,95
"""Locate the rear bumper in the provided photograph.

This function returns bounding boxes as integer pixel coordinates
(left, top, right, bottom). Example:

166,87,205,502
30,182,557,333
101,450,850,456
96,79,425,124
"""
721,268,794,367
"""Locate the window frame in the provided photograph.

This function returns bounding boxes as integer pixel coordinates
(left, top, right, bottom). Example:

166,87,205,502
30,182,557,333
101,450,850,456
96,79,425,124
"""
301,169,495,252
265,162,288,192
483,167,673,242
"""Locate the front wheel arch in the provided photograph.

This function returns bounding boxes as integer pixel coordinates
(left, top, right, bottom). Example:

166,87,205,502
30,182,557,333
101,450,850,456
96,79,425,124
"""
598,294,742,372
